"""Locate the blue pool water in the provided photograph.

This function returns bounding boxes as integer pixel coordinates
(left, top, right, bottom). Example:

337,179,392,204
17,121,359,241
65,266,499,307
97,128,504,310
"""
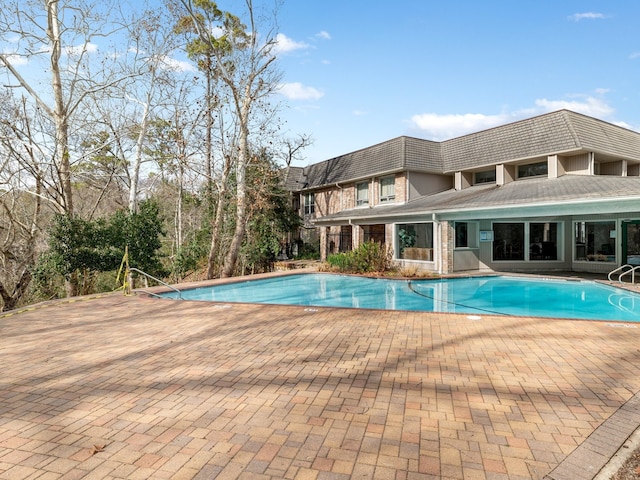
159,273,640,322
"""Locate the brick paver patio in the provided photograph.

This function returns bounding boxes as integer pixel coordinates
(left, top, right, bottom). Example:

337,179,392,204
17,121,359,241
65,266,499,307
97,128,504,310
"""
1,278,640,479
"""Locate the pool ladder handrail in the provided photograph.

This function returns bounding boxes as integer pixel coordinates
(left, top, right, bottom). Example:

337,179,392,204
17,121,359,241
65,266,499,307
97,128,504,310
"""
608,264,640,283
128,267,183,299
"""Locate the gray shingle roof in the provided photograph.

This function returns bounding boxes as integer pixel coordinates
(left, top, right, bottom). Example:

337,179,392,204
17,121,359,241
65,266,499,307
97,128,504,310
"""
301,137,442,188
282,166,305,191
421,174,640,212
568,111,640,160
440,110,582,171
301,110,640,190
314,175,640,223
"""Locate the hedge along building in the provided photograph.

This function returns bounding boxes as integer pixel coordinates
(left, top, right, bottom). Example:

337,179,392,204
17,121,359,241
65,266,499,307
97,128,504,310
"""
289,109,640,275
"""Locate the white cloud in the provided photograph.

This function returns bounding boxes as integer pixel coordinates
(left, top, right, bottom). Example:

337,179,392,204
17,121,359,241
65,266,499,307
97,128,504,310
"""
411,112,512,140
278,82,324,100
629,52,640,60
273,33,310,55
613,120,634,130
65,42,98,56
410,96,617,140
568,12,606,21
1,51,28,66
210,26,225,38
159,55,196,72
534,96,614,117
316,31,331,40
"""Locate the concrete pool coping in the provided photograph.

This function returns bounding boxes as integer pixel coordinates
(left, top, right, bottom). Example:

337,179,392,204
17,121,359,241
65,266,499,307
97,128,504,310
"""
2,270,640,479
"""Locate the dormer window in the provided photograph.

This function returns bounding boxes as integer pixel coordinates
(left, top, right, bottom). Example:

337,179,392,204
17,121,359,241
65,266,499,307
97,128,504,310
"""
379,176,395,203
474,169,496,184
518,161,548,178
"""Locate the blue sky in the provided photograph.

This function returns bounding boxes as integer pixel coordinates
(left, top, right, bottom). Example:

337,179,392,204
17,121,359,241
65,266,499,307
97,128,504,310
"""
271,1,640,165
2,1,638,168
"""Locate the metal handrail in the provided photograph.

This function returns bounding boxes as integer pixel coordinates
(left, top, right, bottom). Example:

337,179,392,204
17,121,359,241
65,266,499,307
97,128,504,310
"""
608,264,633,282
619,265,640,284
128,267,182,299
608,264,640,284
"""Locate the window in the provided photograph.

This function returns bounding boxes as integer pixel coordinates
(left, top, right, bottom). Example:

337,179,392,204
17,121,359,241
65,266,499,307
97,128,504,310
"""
455,222,478,248
529,223,558,260
327,225,352,253
396,223,434,261
493,222,561,261
518,161,548,178
303,192,315,215
379,176,395,203
364,224,385,244
356,182,369,206
493,223,525,260
474,169,496,184
574,221,616,262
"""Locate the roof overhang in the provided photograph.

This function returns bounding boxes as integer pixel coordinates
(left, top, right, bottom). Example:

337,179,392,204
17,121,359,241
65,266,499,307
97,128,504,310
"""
313,195,640,225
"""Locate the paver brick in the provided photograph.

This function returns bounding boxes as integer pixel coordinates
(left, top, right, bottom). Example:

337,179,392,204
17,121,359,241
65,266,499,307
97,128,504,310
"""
1,285,640,479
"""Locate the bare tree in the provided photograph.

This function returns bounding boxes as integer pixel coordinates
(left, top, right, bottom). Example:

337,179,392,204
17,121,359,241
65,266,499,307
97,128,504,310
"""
118,6,189,213
0,0,128,216
0,0,138,295
177,0,282,278
0,92,48,310
144,74,203,262
277,132,314,180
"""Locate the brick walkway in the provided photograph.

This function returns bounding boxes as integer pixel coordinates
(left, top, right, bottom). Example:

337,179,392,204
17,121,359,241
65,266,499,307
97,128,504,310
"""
1,284,640,479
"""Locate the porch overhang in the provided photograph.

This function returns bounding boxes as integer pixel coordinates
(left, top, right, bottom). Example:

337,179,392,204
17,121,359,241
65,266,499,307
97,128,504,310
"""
314,196,640,227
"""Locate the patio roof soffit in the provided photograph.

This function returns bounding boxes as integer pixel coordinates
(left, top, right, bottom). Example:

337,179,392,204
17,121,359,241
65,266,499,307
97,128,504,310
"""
313,195,640,225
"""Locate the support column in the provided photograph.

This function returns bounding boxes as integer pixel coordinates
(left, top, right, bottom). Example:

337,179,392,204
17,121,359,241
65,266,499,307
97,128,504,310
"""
319,226,327,261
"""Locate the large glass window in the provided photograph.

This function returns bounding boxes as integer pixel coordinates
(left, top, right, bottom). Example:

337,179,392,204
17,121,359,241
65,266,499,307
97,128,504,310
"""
455,222,478,248
303,192,315,215
574,221,616,262
356,182,369,206
494,222,561,261
529,223,558,260
379,176,395,203
518,161,548,178
493,223,525,260
396,223,434,261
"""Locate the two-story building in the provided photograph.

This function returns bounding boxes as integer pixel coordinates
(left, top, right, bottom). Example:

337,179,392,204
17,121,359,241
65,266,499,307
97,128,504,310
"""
287,109,640,275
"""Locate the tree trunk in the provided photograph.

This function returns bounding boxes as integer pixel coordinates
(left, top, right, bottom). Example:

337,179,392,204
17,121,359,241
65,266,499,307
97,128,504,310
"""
0,269,32,312
221,184,246,277
129,88,153,213
176,163,183,250
205,60,215,214
66,271,80,297
48,0,73,215
221,91,251,278
48,0,78,296
206,156,231,279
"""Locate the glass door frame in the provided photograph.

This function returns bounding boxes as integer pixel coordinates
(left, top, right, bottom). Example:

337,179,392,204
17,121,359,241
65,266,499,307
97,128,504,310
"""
621,220,640,265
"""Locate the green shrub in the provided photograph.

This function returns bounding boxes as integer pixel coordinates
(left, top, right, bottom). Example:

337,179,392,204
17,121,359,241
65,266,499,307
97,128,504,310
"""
296,241,320,260
33,199,167,297
326,252,353,271
326,241,393,274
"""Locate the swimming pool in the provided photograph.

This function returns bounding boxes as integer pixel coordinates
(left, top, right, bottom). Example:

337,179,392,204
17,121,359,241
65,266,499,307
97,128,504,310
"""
158,273,640,322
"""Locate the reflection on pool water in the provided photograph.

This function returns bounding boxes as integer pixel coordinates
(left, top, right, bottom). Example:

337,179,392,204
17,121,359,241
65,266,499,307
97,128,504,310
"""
159,273,640,322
